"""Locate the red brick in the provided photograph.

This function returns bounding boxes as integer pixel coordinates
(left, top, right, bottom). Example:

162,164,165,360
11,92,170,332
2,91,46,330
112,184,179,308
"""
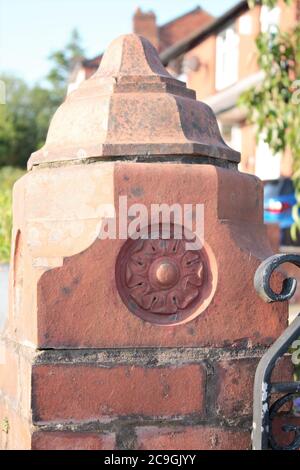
136,426,251,450
216,358,258,418
32,431,116,450
215,356,294,420
270,416,300,450
32,364,205,423
271,356,294,382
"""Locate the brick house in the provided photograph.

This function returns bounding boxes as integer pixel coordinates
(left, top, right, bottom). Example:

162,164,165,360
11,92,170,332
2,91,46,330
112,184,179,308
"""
68,6,214,93
69,1,298,181
161,0,299,180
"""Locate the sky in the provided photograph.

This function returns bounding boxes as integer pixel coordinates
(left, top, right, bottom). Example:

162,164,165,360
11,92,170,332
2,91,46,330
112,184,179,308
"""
0,0,239,84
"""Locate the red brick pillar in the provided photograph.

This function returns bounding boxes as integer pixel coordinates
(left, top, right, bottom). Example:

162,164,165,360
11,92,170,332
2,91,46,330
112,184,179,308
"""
0,34,289,450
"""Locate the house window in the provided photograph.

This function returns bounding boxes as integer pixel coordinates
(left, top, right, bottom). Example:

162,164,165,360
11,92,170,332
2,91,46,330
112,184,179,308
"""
255,136,281,181
260,5,281,33
239,14,253,36
221,124,242,152
215,24,239,91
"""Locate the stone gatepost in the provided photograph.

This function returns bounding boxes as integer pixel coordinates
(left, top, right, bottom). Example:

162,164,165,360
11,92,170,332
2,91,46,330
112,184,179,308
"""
0,34,290,450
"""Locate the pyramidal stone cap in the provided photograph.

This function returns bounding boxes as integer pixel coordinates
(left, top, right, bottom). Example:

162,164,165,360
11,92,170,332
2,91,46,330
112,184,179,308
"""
28,34,240,169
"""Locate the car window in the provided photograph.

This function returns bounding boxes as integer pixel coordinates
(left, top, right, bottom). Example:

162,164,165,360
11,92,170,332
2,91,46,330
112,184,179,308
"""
281,179,294,195
264,180,283,198
264,179,294,198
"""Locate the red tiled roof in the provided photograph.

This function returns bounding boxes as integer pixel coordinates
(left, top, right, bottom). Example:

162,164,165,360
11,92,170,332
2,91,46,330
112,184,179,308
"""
81,6,214,77
159,7,214,51
83,54,103,69
160,0,249,65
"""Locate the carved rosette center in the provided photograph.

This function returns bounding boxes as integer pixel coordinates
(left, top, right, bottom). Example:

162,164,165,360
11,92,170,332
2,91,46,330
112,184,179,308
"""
116,227,208,323
149,258,180,289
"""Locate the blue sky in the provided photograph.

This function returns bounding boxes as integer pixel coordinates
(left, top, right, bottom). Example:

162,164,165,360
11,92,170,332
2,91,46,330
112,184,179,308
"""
0,0,238,84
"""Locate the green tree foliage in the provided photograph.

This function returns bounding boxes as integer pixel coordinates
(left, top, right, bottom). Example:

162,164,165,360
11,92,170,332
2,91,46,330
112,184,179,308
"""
47,29,84,101
0,76,57,168
0,167,24,263
0,30,84,261
241,0,300,238
0,29,84,169
248,0,291,8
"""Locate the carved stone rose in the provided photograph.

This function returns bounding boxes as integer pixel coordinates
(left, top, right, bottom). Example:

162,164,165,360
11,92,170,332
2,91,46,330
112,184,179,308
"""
116,227,206,323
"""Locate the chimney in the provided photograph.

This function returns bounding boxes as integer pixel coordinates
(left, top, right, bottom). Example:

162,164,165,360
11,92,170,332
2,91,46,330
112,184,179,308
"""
133,8,159,50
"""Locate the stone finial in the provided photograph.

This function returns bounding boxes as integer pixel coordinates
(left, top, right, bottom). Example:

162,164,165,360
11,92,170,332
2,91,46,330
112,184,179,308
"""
28,34,240,169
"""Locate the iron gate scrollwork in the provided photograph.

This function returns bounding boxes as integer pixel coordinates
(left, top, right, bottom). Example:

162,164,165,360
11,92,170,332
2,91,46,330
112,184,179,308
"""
252,254,300,450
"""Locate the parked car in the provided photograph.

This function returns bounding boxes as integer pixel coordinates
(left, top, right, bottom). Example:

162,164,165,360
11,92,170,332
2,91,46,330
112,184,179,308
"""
264,178,297,245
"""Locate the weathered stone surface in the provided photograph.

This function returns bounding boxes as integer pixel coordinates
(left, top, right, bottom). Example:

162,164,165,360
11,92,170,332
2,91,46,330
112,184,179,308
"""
28,34,239,169
0,401,31,450
116,230,206,324
30,163,286,348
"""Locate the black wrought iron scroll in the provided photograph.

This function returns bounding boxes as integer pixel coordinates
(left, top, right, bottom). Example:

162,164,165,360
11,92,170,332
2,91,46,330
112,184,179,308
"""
252,254,300,450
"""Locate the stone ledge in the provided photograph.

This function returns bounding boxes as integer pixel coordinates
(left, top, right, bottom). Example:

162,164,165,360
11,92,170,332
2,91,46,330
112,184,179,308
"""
33,346,269,366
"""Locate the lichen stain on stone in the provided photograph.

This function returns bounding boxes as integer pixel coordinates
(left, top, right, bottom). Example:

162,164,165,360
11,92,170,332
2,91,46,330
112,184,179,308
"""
61,286,71,295
27,227,42,248
131,186,144,197
1,418,9,434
